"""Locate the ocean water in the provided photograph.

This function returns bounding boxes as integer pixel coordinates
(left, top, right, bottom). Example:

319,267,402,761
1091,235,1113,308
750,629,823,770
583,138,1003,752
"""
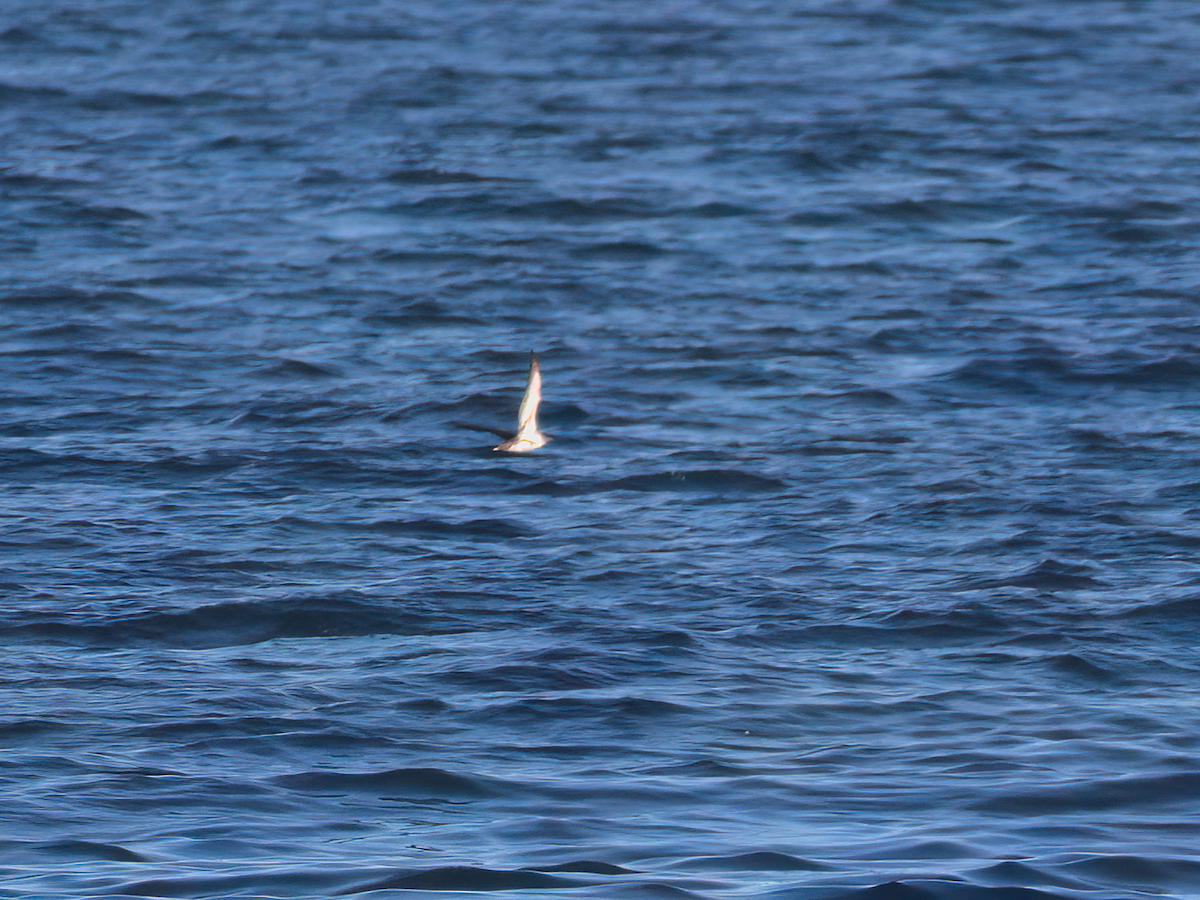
4,1,1200,898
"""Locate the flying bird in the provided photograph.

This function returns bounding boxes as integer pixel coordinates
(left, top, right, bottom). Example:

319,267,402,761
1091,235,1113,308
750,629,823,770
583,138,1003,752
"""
493,353,546,453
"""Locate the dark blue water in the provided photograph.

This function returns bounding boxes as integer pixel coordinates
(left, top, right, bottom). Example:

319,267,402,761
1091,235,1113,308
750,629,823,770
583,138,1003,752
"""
4,1,1200,897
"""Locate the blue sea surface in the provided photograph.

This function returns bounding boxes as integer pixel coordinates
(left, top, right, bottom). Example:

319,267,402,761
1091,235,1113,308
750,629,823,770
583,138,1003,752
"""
3,1,1200,898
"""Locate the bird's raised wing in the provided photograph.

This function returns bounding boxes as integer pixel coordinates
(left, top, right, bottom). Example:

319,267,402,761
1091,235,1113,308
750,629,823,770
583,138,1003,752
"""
515,353,541,438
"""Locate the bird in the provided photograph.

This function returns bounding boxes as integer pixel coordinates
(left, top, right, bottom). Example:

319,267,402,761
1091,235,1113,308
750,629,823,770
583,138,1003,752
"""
493,353,546,453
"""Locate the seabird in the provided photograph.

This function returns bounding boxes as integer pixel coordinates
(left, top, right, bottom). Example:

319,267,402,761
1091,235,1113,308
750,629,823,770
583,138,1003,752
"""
493,353,546,452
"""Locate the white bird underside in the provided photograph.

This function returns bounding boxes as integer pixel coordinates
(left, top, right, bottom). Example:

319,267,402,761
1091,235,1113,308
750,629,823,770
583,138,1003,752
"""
493,353,546,452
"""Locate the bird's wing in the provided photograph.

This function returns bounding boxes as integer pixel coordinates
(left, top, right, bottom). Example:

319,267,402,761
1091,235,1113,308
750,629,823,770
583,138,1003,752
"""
515,353,541,437
452,421,513,439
